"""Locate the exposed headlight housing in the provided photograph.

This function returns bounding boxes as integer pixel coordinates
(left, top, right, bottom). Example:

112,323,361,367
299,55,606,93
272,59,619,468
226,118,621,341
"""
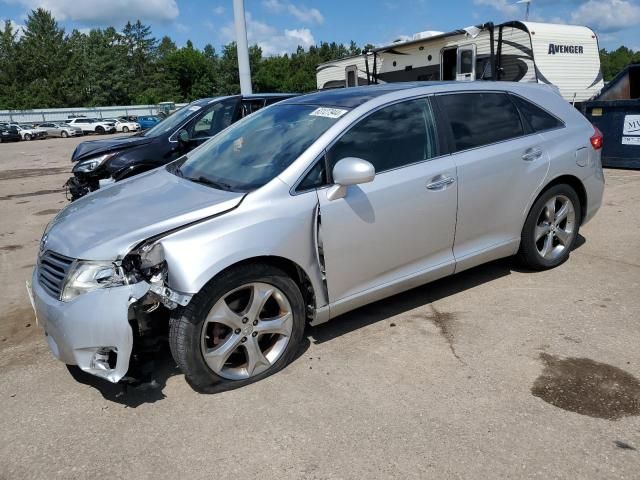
73,152,118,173
61,261,127,302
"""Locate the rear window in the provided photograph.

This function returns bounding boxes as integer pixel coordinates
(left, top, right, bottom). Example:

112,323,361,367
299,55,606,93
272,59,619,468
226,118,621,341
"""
438,92,524,152
511,95,564,133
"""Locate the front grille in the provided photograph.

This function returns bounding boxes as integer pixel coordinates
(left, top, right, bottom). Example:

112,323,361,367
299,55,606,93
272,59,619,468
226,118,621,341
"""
38,251,74,299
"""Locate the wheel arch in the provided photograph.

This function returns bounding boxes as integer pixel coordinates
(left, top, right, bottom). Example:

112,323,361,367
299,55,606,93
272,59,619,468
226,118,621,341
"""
199,255,317,323
538,175,588,224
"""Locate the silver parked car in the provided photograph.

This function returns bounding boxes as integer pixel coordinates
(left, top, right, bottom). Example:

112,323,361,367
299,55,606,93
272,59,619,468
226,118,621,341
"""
31,82,604,391
38,122,83,138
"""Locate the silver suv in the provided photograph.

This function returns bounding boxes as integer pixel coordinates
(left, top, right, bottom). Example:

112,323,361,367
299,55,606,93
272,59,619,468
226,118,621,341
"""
31,82,604,391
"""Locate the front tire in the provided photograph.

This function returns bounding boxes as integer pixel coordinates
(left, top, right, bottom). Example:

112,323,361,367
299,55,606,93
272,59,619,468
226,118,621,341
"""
518,184,581,270
24,133,32,141
122,126,129,133
95,126,105,134
169,264,305,392
61,131,68,138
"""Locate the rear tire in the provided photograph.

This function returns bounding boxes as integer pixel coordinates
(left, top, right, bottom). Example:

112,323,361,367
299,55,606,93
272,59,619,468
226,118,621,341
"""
169,264,305,393
517,184,581,270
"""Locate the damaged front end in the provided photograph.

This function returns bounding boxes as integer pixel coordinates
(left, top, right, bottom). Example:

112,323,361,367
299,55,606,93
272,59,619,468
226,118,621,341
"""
33,240,192,384
122,242,191,310
65,152,119,201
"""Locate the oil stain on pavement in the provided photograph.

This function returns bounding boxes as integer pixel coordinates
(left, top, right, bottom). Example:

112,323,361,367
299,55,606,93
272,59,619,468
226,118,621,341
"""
532,353,640,420
426,305,464,364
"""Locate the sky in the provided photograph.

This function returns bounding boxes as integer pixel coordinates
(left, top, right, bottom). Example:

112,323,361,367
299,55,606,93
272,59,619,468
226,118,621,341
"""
2,0,639,54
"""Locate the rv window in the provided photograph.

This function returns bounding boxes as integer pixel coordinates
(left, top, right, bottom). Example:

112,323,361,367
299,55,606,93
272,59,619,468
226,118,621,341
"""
460,50,473,75
476,58,493,80
328,98,438,173
438,92,524,151
510,95,564,133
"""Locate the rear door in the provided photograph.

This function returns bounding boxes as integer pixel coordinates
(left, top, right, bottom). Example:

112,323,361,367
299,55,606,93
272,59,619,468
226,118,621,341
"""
318,97,458,307
435,91,549,268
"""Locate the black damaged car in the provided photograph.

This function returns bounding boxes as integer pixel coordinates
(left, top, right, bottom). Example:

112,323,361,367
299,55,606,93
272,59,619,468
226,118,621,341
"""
0,124,21,143
65,93,296,200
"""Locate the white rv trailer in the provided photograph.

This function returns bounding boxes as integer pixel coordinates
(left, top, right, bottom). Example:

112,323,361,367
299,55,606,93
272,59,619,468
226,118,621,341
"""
316,21,604,104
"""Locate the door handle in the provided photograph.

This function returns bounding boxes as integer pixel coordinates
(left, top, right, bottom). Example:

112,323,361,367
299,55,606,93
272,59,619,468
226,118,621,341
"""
427,175,455,190
522,147,543,162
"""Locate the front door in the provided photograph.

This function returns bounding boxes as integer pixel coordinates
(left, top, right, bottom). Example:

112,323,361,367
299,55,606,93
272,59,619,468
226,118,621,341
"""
318,97,458,311
441,47,457,81
456,44,476,81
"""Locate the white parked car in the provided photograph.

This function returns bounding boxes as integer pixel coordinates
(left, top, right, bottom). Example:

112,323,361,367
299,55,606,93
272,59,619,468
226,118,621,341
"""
104,118,140,133
66,118,116,135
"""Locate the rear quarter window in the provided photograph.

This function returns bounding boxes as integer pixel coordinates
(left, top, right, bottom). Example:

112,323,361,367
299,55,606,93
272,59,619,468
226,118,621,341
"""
510,95,564,133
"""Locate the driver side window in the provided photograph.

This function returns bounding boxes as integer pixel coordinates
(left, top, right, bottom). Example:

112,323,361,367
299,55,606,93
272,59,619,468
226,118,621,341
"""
327,97,438,175
295,98,438,193
189,99,240,139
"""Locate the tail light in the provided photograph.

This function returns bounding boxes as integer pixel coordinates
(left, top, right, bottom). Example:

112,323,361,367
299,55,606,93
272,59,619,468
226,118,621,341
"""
590,126,603,150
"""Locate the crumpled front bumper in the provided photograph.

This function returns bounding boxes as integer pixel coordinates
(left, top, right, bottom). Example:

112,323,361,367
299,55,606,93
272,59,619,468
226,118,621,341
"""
31,267,150,383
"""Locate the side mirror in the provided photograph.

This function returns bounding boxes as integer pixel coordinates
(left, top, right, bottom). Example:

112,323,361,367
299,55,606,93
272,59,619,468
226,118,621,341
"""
327,157,375,201
177,129,190,144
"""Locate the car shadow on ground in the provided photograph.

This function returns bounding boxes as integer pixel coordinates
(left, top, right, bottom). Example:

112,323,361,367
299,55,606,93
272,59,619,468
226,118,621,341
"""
66,346,181,408
311,234,586,344
67,339,313,407
70,235,585,406
309,257,514,344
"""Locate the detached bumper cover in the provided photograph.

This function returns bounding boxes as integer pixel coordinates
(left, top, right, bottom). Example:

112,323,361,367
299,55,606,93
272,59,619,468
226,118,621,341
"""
31,268,150,383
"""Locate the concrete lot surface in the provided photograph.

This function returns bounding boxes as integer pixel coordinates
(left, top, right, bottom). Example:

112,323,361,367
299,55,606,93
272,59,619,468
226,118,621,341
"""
0,137,639,479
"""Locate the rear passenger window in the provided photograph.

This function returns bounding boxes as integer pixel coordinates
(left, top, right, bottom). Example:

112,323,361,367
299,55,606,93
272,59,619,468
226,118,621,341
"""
511,95,564,133
328,98,438,174
438,92,524,151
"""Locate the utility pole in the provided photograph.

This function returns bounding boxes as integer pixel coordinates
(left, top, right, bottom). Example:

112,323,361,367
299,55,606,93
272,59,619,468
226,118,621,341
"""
233,0,252,94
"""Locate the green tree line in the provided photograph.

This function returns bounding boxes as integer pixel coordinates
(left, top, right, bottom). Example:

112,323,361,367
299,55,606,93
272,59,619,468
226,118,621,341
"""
0,8,364,109
599,46,640,82
0,8,636,110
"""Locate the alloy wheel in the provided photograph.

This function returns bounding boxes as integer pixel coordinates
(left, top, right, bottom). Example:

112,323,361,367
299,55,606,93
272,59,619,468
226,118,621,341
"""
534,194,576,261
200,282,293,380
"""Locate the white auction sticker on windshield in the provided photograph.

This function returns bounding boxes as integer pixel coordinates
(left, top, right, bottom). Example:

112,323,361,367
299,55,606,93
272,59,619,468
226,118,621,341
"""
309,107,348,119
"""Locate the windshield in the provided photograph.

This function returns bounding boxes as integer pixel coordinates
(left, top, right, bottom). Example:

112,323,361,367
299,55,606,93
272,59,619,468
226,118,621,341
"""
176,104,347,192
140,103,202,137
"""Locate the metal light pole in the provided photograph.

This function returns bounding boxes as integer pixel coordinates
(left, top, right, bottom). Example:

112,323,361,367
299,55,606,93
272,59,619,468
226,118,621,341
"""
233,0,252,94
516,0,531,21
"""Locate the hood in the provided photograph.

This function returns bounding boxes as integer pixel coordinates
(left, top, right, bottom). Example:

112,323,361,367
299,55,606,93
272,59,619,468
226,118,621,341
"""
44,168,245,260
71,135,154,162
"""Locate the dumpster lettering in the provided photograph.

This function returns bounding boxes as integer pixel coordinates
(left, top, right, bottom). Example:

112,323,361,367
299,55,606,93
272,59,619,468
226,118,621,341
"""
623,115,640,135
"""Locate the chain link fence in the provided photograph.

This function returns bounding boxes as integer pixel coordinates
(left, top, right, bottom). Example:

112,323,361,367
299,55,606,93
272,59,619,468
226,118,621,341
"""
0,103,188,123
